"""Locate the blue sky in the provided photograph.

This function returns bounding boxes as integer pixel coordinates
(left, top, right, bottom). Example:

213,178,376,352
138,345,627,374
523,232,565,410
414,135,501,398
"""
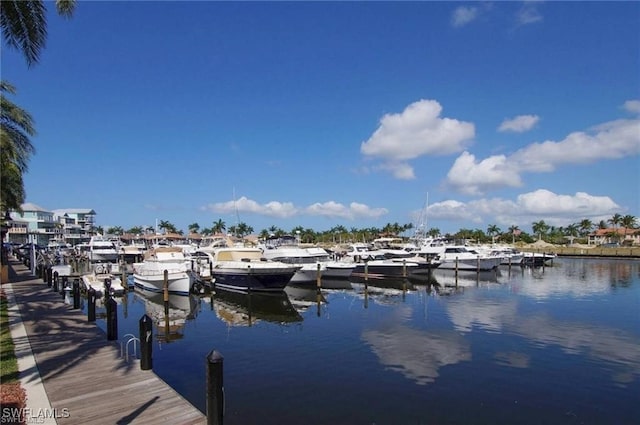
2,1,639,235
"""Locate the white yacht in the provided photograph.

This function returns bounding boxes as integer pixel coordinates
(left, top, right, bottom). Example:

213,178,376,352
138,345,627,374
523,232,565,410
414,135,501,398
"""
132,247,196,295
87,235,120,263
193,246,300,292
260,235,326,283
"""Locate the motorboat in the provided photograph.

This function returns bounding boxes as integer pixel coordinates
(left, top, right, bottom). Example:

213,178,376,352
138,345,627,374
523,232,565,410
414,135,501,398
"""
305,246,355,279
196,246,300,292
427,245,501,271
260,235,326,283
132,246,196,295
81,272,126,296
521,251,556,267
87,235,120,263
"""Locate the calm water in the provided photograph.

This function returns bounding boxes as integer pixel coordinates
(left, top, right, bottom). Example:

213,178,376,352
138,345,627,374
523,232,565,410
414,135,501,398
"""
85,258,640,425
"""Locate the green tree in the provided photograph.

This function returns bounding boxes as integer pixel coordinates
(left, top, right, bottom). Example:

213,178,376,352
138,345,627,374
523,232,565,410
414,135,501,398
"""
578,219,593,237
564,224,579,245
158,220,177,234
608,213,622,230
127,226,144,235
107,226,123,236
1,0,76,67
0,82,35,212
620,215,637,243
212,219,226,235
532,220,549,241
487,224,501,244
508,225,520,244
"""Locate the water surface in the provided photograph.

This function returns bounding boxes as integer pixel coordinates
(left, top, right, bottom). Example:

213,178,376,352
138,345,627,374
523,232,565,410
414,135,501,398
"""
89,258,640,425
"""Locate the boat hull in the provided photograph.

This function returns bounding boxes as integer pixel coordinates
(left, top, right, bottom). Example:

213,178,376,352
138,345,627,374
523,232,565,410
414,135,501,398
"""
133,272,194,295
438,257,499,271
211,268,295,292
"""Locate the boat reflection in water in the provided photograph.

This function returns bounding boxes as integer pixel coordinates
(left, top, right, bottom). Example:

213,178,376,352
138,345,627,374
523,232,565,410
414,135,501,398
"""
210,288,302,327
135,288,201,342
284,284,327,316
350,275,419,307
430,268,503,289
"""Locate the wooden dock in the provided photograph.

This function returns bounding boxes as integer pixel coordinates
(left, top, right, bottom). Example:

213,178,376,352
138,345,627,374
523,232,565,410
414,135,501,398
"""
5,259,206,425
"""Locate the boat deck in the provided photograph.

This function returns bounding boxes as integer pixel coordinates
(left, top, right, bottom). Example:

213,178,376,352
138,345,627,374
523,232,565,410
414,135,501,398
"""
4,258,206,425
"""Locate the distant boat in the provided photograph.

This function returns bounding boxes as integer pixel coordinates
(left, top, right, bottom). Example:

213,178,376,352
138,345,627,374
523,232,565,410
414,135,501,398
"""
521,251,556,267
87,235,120,263
260,235,326,283
196,246,300,292
81,272,126,296
133,247,196,295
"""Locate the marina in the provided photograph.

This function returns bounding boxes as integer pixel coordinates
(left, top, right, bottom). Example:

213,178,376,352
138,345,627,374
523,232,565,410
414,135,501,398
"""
9,255,637,424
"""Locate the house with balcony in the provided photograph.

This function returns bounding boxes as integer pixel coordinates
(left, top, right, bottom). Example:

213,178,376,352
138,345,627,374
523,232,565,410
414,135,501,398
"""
4,204,97,247
588,227,640,246
52,208,97,245
7,203,59,246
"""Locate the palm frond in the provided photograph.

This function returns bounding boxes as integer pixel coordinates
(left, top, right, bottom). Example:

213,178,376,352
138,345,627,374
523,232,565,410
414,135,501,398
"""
0,0,47,67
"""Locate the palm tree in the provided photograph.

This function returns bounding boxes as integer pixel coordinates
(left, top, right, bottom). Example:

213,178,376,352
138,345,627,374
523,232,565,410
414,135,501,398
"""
212,219,226,235
487,224,501,244
608,213,622,230
564,224,579,245
188,223,200,234
532,220,549,241
508,225,520,244
1,82,35,212
620,215,637,244
578,219,593,237
1,0,76,67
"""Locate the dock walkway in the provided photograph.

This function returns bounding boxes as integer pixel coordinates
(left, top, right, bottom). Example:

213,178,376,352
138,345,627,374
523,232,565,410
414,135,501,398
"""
3,258,206,424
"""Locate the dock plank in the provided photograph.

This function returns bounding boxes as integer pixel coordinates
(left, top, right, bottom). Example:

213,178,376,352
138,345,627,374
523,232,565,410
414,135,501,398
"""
7,260,207,425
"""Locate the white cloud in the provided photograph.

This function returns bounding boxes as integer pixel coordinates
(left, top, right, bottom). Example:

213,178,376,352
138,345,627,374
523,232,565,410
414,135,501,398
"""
623,99,640,114
446,151,523,196
516,189,618,216
426,199,482,223
451,6,479,28
377,162,416,180
361,99,475,179
512,118,640,173
305,201,388,220
204,197,388,220
420,190,621,230
445,111,640,195
516,2,543,26
498,114,540,133
205,196,298,218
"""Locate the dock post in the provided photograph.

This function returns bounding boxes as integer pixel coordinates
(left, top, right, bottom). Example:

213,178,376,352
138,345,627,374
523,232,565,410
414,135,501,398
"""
53,271,59,291
61,276,67,299
477,256,480,274
403,259,407,277
206,350,224,425
46,267,52,287
163,270,169,307
316,263,322,289
72,278,80,309
106,297,118,341
122,261,127,292
87,287,96,322
104,278,112,300
139,314,153,370
455,257,459,287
